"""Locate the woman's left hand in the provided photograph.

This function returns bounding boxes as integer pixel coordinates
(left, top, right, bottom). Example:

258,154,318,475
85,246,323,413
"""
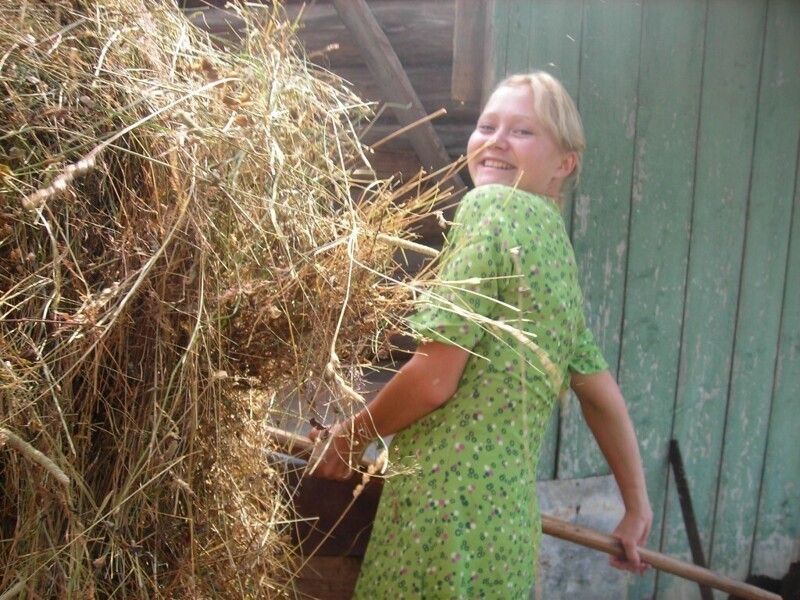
307,421,359,481
609,508,653,574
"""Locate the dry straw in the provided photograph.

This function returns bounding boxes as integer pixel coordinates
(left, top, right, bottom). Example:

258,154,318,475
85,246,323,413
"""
0,0,454,597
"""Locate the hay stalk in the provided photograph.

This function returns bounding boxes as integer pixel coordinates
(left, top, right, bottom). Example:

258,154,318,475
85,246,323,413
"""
0,427,70,486
1,0,447,596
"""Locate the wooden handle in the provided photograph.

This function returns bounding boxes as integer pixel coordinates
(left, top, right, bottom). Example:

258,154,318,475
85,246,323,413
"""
540,515,780,600
266,425,780,600
265,424,375,469
265,424,315,460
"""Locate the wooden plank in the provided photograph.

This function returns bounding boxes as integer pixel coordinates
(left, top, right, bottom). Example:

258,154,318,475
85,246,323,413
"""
294,556,362,600
483,1,589,481
498,0,585,482
332,63,478,124
750,4,800,579
520,0,583,277
362,147,425,182
480,1,585,480
532,5,561,480
504,1,532,75
710,0,800,583
751,150,800,578
617,1,708,597
658,1,768,598
451,0,485,107
360,120,474,158
523,0,583,92
284,0,455,70
556,0,643,481
330,0,465,192
482,0,510,99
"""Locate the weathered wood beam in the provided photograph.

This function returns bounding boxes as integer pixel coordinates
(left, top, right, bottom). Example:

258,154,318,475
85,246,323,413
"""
481,0,501,101
452,0,485,107
330,0,465,193
283,1,455,70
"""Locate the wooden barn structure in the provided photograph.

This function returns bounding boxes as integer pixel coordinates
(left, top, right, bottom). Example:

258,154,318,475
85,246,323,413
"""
186,1,800,598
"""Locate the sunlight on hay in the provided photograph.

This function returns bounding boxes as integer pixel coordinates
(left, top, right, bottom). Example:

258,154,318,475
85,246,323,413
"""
0,0,456,596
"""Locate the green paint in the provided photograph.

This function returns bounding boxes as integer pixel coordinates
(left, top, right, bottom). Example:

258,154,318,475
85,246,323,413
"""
482,0,800,590
710,0,800,583
522,0,583,91
487,0,584,481
523,0,584,482
505,2,532,75
660,1,768,597
620,1,708,597
751,152,800,578
558,0,642,481
483,0,510,96
518,0,583,230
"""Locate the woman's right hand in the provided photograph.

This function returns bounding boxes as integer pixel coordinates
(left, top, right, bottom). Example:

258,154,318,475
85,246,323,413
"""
307,421,359,481
609,506,653,574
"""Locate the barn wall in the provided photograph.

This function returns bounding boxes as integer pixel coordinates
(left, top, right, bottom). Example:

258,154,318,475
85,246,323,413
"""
486,0,800,597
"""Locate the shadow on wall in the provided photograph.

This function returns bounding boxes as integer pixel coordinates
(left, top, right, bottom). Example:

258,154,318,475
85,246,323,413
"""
728,562,800,600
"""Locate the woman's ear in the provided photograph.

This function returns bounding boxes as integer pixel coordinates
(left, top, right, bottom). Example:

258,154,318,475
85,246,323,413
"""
557,151,578,179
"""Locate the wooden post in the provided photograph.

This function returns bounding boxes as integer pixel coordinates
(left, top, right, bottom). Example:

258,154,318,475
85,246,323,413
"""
452,0,485,108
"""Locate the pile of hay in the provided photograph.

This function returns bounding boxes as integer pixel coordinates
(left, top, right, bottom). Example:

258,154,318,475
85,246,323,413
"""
0,0,451,597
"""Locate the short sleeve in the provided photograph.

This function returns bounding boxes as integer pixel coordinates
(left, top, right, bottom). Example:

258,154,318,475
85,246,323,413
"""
568,326,608,374
407,189,511,351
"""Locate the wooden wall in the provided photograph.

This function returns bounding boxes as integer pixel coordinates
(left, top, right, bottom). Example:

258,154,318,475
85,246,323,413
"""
282,0,475,178
486,0,800,597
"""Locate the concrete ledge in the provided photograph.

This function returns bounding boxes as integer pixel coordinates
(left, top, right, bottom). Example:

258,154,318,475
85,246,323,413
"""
536,474,630,600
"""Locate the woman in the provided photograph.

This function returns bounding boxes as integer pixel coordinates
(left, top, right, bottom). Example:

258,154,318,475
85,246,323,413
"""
309,72,652,598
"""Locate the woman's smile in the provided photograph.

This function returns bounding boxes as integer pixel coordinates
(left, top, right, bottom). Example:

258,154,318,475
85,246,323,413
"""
481,158,514,170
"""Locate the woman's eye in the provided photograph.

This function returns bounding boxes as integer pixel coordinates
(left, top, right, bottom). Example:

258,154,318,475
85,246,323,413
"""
514,128,533,136
477,123,495,133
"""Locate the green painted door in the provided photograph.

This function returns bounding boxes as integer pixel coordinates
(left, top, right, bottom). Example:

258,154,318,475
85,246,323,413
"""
485,0,800,596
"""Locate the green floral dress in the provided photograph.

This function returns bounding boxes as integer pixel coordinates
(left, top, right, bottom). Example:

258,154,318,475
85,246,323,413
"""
354,185,608,599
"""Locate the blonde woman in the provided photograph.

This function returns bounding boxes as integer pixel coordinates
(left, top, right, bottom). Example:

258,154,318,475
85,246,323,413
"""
309,72,652,599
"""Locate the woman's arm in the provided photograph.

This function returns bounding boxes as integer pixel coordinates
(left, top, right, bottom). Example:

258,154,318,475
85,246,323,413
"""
570,369,653,574
307,341,470,480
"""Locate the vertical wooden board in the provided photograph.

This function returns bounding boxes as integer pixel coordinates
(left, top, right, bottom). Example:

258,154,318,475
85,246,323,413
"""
504,1,532,75
509,0,586,482
751,153,800,577
556,0,642,480
614,1,708,597
486,0,586,481
527,0,586,482
483,0,510,99
710,0,800,583
523,0,583,91
523,0,584,230
658,1,768,599
452,0,485,107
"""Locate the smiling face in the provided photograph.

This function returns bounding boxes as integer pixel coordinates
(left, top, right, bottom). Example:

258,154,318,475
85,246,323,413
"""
466,84,576,198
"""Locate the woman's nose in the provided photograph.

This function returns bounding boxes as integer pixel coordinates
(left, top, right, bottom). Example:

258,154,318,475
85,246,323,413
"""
488,129,508,149
489,132,507,148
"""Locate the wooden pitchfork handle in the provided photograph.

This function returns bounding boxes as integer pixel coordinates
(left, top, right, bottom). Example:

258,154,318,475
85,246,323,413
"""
540,515,781,600
265,425,780,600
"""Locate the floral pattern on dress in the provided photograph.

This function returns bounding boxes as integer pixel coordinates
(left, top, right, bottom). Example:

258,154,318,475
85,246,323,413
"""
353,185,607,599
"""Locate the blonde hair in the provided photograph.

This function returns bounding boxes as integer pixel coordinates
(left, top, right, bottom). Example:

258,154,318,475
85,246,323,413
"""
496,72,586,195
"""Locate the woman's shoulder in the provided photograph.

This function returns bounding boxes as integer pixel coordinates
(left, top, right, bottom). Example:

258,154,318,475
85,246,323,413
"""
457,185,555,222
